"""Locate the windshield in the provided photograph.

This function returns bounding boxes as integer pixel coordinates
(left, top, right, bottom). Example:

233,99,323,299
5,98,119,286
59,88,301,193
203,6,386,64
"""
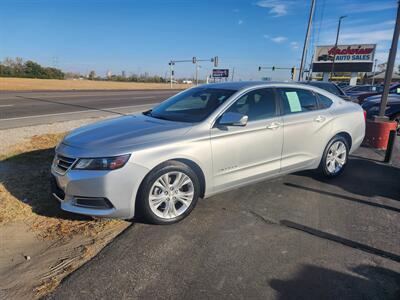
147,87,237,123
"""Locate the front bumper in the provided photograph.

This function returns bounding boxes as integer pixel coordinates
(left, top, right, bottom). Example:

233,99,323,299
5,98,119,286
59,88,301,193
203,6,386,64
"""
51,159,149,219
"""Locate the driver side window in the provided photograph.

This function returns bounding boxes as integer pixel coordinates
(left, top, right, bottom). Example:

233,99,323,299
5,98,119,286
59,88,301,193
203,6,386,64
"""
224,88,277,121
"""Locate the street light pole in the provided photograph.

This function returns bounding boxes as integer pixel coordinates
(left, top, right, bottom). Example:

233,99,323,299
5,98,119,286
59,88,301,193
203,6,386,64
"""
330,15,347,81
298,0,316,81
377,1,400,120
371,59,378,86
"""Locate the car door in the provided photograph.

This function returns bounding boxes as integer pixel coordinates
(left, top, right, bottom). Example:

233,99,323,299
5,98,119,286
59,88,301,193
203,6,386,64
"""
277,87,333,173
210,88,283,192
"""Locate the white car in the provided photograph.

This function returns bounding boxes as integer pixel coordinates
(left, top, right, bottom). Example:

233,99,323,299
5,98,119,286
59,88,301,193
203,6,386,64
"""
51,81,365,224
182,80,193,84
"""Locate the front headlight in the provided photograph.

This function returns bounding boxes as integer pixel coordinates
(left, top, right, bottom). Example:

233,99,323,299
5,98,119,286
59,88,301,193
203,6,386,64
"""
73,154,131,170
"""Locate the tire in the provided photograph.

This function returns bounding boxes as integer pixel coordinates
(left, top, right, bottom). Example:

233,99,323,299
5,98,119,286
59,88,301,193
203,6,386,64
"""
318,135,349,178
136,161,200,225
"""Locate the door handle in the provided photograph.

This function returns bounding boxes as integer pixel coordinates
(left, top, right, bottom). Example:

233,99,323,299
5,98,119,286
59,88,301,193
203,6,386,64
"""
314,115,326,123
266,122,281,129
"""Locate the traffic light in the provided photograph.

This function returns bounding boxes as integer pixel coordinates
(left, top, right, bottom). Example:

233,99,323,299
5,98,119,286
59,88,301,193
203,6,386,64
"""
192,57,197,64
272,66,275,71
172,70,175,76
258,66,261,71
214,56,218,67
291,67,296,80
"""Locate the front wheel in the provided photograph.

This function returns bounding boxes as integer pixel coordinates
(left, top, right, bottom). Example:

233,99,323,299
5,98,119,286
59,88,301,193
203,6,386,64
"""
136,161,200,224
318,136,349,178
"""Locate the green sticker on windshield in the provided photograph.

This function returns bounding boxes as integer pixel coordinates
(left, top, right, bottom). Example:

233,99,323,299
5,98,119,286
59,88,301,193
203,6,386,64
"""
397,88,400,94
286,92,302,112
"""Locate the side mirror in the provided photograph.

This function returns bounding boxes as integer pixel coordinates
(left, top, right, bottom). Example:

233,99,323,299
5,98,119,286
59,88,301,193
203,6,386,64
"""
218,112,248,126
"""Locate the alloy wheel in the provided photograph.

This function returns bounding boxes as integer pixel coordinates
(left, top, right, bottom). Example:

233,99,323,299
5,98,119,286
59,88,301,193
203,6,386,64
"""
326,141,347,174
148,171,194,219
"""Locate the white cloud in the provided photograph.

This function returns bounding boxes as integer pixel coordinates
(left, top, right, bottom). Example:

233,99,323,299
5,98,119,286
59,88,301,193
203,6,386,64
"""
290,41,299,49
339,29,394,44
238,19,243,25
256,0,288,17
320,20,395,45
271,36,287,43
344,1,397,13
374,52,389,63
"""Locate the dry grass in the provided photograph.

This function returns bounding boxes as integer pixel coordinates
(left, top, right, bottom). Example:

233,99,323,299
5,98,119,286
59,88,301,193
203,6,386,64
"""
0,132,130,299
0,77,190,91
0,132,123,239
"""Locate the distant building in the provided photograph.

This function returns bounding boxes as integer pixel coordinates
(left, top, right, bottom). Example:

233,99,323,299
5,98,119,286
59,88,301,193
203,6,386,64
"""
364,71,400,84
106,70,112,79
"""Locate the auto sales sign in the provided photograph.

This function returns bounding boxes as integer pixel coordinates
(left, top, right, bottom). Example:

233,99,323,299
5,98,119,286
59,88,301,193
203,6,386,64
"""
312,44,376,72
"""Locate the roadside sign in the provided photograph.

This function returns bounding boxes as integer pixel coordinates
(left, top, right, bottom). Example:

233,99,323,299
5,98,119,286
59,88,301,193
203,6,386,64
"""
312,44,376,72
212,69,229,78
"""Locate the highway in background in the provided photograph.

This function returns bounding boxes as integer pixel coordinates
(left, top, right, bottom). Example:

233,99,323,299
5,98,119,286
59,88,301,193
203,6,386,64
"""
0,90,182,129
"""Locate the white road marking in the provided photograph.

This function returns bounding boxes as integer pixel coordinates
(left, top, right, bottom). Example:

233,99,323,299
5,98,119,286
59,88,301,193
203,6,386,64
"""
0,102,159,122
0,104,13,107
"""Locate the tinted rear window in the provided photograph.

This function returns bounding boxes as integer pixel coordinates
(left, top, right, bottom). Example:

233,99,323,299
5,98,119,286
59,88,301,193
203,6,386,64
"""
306,82,343,96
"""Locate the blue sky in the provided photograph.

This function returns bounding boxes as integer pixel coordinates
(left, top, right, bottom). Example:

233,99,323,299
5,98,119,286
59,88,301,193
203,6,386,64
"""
0,0,398,80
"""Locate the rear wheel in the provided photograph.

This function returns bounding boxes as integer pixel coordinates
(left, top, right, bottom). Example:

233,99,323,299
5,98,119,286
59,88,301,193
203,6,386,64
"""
318,136,349,178
136,161,200,224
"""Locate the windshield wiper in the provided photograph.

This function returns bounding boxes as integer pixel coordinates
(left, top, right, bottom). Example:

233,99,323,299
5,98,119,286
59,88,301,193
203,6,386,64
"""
142,109,152,116
143,110,174,121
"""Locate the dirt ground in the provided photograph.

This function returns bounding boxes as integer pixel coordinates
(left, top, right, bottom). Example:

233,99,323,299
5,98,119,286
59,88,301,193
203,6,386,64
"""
0,132,130,299
0,77,190,91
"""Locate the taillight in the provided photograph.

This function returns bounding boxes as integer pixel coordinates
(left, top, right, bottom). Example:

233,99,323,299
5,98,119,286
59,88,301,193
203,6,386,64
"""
363,110,367,121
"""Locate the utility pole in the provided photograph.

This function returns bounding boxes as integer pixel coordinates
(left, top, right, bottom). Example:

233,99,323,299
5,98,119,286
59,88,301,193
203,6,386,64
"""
371,59,378,86
231,67,235,81
169,61,174,88
195,61,199,85
330,15,347,81
298,0,316,81
377,1,400,120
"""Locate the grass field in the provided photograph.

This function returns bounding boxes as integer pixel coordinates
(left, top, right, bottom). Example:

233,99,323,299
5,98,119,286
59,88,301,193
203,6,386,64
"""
0,77,190,91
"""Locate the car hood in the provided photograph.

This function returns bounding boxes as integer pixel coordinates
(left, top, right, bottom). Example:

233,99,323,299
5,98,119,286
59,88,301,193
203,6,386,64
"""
61,114,193,154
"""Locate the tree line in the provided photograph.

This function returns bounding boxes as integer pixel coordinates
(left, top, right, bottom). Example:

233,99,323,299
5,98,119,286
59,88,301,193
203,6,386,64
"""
0,57,65,79
0,57,167,83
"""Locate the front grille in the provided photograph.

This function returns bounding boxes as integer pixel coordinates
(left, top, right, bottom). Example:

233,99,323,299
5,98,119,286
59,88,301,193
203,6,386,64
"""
53,154,76,174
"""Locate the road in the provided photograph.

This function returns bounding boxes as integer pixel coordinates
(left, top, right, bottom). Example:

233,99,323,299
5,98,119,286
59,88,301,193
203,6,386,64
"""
0,90,181,129
47,147,400,299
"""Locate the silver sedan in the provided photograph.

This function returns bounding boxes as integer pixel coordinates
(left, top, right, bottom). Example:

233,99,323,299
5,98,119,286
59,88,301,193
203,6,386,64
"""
51,82,365,224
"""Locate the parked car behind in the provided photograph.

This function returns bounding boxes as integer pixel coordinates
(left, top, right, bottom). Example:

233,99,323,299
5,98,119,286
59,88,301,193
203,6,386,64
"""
362,94,400,134
345,85,382,101
301,81,352,101
357,83,400,104
51,81,365,224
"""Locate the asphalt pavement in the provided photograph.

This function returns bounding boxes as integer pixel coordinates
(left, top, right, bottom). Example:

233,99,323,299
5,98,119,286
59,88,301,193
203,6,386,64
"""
47,147,400,300
0,90,180,129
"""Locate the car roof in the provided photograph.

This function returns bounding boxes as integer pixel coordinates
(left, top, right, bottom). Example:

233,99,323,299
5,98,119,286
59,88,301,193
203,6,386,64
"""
301,81,336,86
202,81,314,91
